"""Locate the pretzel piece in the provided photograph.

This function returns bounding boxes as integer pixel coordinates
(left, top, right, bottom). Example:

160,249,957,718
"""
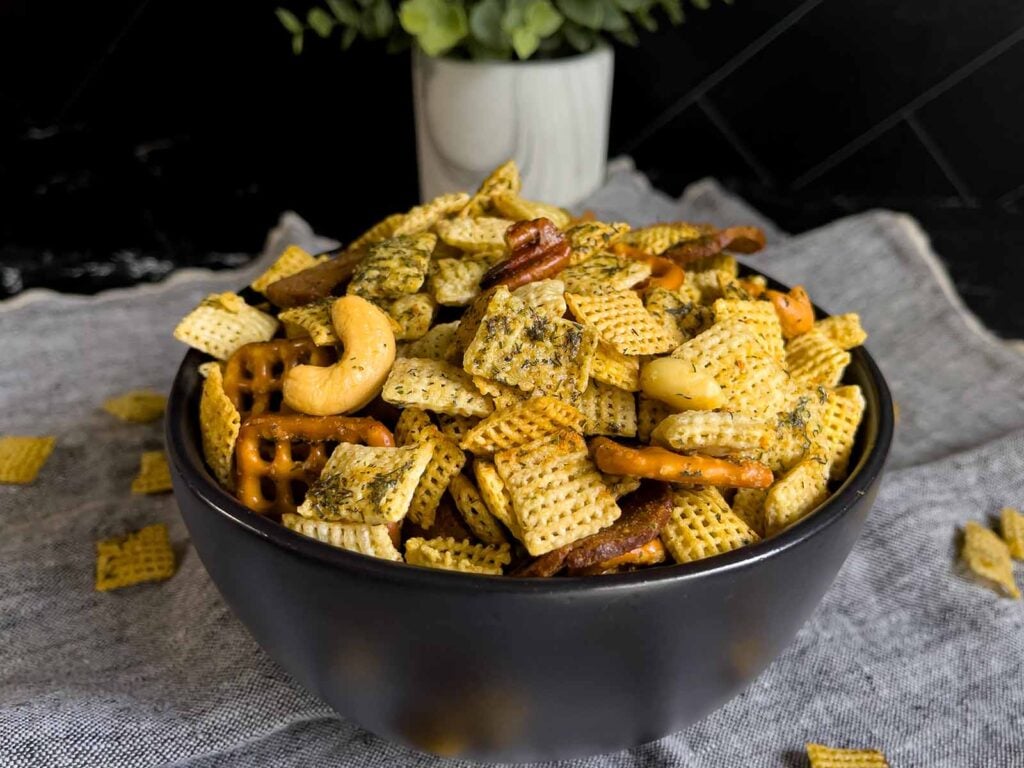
591,437,774,489
224,338,337,418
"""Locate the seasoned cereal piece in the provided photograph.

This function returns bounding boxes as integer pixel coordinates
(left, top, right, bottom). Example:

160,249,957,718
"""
812,385,866,481
712,298,786,362
346,212,404,253
131,450,173,495
787,330,851,388
764,458,830,535
401,321,459,360
385,293,436,341
962,521,1020,598
463,287,597,402
198,362,240,490
298,441,433,524
435,217,514,253
620,222,710,255
382,358,494,418
0,435,56,484
731,488,767,537
429,257,489,306
435,414,480,444
565,290,680,356
806,744,889,768
394,407,435,446
460,396,586,456
590,340,641,392
173,292,278,360
561,254,651,294
643,287,692,347
762,384,829,473
579,381,637,437
392,193,470,237
95,523,176,592
638,394,673,443
460,160,521,218
495,430,621,556
347,233,436,299
1001,507,1024,560
395,409,466,528
564,221,630,266
473,460,519,537
651,411,773,457
472,375,530,410
661,487,760,564
512,278,567,320
102,390,166,423
251,244,326,294
282,514,403,561
491,193,571,228
405,537,511,575
278,299,337,345
602,473,642,499
814,313,868,350
449,474,508,545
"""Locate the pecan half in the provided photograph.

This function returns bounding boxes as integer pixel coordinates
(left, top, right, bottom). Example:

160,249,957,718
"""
265,249,365,308
480,218,572,291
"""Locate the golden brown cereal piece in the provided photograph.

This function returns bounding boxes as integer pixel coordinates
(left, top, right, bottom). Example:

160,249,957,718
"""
602,473,642,499
762,384,829,473
731,488,767,537
560,254,651,294
394,407,435,446
235,414,395,516
385,293,437,341
428,257,490,307
281,514,402,561
661,487,760,564
619,222,711,256
512,278,568,320
95,523,176,592
591,438,774,489
0,435,56,484
764,458,830,535
131,450,173,495
651,411,773,457
812,385,866,481
449,473,509,545
1001,507,1024,560
638,394,673,443
398,418,466,528
685,252,739,276
815,313,868,350
278,299,338,345
805,743,889,768
473,460,519,537
564,220,631,266
765,285,815,339
405,536,511,575
460,396,586,456
198,363,241,490
472,375,530,410
962,520,1020,598
435,217,514,252
435,414,481,444
787,330,851,388
401,321,460,361
712,298,786,361
346,212,405,253
495,430,621,556
173,292,279,360
643,287,693,347
460,160,521,218
565,290,680,356
102,390,167,423
392,192,471,237
298,440,433,524
463,287,597,402
579,380,637,438
223,338,337,418
382,357,494,417
250,244,327,294
591,340,641,392
347,233,436,300
672,320,789,418
491,193,572,228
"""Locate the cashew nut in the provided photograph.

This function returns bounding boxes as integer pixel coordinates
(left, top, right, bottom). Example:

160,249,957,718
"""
283,295,396,416
640,357,725,411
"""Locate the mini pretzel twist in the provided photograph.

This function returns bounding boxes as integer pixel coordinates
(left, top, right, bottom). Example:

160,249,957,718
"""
480,217,572,291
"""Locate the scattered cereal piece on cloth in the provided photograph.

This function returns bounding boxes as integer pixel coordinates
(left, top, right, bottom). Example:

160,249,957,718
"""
95,523,176,592
0,435,56,484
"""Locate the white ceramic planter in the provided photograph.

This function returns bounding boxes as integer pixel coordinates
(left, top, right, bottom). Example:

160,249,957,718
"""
412,45,614,208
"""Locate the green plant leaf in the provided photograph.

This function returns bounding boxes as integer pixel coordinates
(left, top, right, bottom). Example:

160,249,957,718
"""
341,24,360,48
555,0,603,29
634,6,657,31
470,0,508,51
292,31,305,54
690,0,710,9
276,8,305,34
510,27,540,58
612,0,645,12
327,0,362,25
399,0,470,56
368,0,395,37
562,20,596,50
599,0,628,31
308,7,336,36
612,25,638,45
525,0,562,36
658,0,684,24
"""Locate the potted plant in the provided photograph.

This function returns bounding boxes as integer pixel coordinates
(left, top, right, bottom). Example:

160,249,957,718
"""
277,0,712,207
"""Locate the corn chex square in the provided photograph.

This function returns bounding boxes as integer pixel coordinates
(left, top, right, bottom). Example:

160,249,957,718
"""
449,473,508,545
812,385,865,481
392,192,470,237
764,458,830,535
435,216,514,252
565,290,680,356
564,221,630,266
579,381,637,437
250,244,326,294
661,487,760,564
278,299,337,345
471,376,529,410
1002,507,1024,560
463,287,597,403
400,321,460,361
787,330,851,388
198,362,240,490
561,254,651,294
460,161,520,218
429,257,489,306
712,298,785,362
347,233,436,299
730,488,767,537
435,414,480,444
383,358,494,417
282,514,402,561
473,460,519,537
102,390,167,423
347,212,404,253
643,287,691,347
806,743,889,768
763,384,829,473
460,395,586,456
298,441,433,524
491,193,571,228
620,222,710,255
512,278,567,320
590,340,641,391
0,435,56,484
173,293,278,360
814,313,867,350
95,523,176,592
962,520,1020,598
131,450,173,495
394,407,435,446
602,473,641,499
495,430,621,556
637,394,673,443
405,536,511,574
385,293,436,340
651,411,773,457
401,423,466,529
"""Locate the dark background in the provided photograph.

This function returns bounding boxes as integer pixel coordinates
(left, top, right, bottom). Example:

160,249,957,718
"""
2,0,1022,335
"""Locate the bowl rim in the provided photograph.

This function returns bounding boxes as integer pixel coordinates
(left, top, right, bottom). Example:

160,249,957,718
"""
165,275,895,595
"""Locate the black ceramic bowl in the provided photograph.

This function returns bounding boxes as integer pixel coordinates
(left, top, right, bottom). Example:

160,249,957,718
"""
166,287,894,763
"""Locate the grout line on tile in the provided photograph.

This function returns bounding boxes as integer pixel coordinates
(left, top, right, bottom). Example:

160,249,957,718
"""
619,0,825,155
793,28,1024,190
904,113,978,207
697,96,775,186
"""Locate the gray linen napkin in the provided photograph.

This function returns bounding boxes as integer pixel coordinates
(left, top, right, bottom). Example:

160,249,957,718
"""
2,160,1022,767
